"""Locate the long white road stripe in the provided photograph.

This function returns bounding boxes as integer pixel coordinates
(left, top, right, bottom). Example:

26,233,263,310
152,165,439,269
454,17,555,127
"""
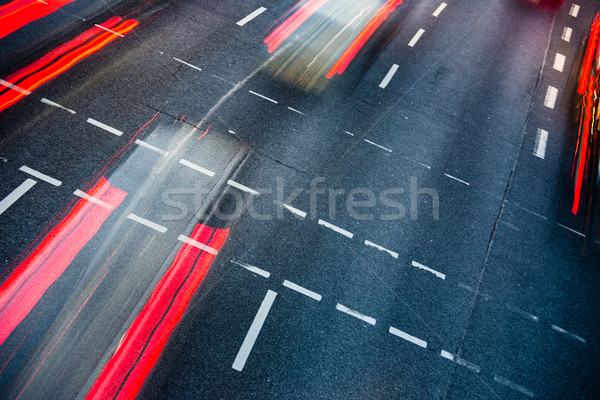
95,24,124,37
440,350,480,372
364,139,392,152
127,213,167,233
444,173,469,186
86,118,123,136
73,189,115,210
562,27,573,42
41,98,76,114
553,53,566,72
551,324,587,343
408,29,425,47
389,326,427,348
173,57,202,71
232,289,277,371
0,79,31,95
19,166,62,186
227,180,260,195
533,128,548,159
318,219,354,238
231,259,271,278
236,7,267,26
432,3,447,17
494,375,535,398
135,139,170,157
557,222,585,237
411,260,446,280
544,85,558,109
179,158,215,177
283,280,322,301
282,203,307,218
0,179,36,216
364,240,398,258
379,64,399,89
569,4,580,17
177,234,219,255
249,90,278,104
336,304,376,325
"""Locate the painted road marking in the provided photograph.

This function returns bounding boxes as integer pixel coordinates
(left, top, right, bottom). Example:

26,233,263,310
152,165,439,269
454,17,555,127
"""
227,180,260,195
73,189,114,210
533,128,548,159
179,158,215,177
127,213,167,233
389,326,427,348
551,324,586,344
0,79,31,95
283,280,322,301
569,4,580,17
432,3,447,17
249,90,278,104
135,139,169,157
177,234,219,255
557,223,585,237
494,375,535,398
553,53,566,72
41,98,76,114
408,29,425,47
562,27,573,42
505,304,539,322
364,240,398,259
411,260,446,280
287,107,305,115
364,139,392,152
236,7,267,26
86,118,123,136
544,86,558,109
282,203,307,218
231,259,271,278
379,64,399,89
440,350,480,372
232,289,277,371
335,303,376,325
95,23,125,37
0,179,36,216
344,131,355,136
19,166,61,186
318,219,354,239
173,57,202,72
444,173,469,186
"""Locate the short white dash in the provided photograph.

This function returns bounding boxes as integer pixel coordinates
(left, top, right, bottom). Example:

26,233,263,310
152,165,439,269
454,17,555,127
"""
335,303,376,325
551,324,586,343
408,29,425,47
364,139,392,152
444,173,469,186
135,139,170,156
249,90,277,104
521,206,548,221
283,280,322,301
389,326,427,348
127,213,167,233
344,131,355,136
41,98,76,114
177,235,218,255
0,179,37,216
569,4,580,17
440,350,480,372
73,189,114,210
287,106,305,115
379,64,399,89
364,240,398,259
232,290,277,372
0,79,31,95
236,7,267,26
411,260,446,280
557,223,585,237
36,0,48,4
227,180,260,195
231,259,270,278
212,74,236,86
86,118,123,136
19,166,61,186
318,219,354,239
533,128,548,159
494,375,535,398
562,27,573,42
505,304,539,322
179,159,215,177
553,53,566,72
544,85,558,109
173,57,202,71
432,3,447,17
282,203,307,218
94,24,124,37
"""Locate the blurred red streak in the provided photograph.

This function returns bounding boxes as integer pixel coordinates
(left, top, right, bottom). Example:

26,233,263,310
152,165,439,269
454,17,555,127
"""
577,14,600,95
0,0,77,39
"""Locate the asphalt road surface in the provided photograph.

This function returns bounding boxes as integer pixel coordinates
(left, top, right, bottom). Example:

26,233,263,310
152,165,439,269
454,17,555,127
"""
0,0,599,399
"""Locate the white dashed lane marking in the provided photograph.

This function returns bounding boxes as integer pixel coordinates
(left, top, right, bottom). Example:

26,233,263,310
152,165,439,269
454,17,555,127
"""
86,118,123,136
364,240,398,258
551,324,587,344
177,234,219,255
318,219,354,239
19,166,62,186
173,57,202,72
249,90,278,104
553,53,566,72
444,173,469,186
533,128,548,159
335,303,376,325
408,29,425,47
569,4,580,17
231,259,271,278
432,3,447,17
562,27,573,42
227,180,261,195
379,64,399,89
41,98,76,114
127,213,167,233
440,350,480,372
135,139,169,157
0,79,31,95
236,7,267,26
73,189,115,210
281,203,307,218
0,179,37,216
411,260,446,280
283,280,322,301
389,326,427,348
544,85,558,109
364,139,392,153
494,375,535,398
95,23,125,37
287,106,305,115
179,158,215,177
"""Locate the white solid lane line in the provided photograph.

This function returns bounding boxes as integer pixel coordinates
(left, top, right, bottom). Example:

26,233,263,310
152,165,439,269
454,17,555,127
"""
318,219,354,239
364,240,398,259
227,180,260,195
127,213,167,233
179,158,215,177
173,57,202,71
432,3,447,17
177,234,219,255
364,139,392,152
551,324,586,344
231,259,271,278
562,27,573,42
236,7,267,26
0,79,31,95
283,280,322,301
444,173,469,186
335,303,376,325
569,4,580,17
440,350,480,372
232,290,278,372
86,118,123,136
389,326,427,348
73,189,115,209
249,90,278,104
19,165,62,186
533,128,548,159
408,29,425,47
494,375,535,398
544,85,558,109
282,203,307,218
0,179,37,216
94,24,125,37
553,53,566,72
379,64,399,89
411,260,446,280
41,98,76,114
135,139,170,157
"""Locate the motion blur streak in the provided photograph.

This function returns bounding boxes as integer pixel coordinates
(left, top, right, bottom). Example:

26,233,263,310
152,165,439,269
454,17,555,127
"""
326,0,403,78
0,17,138,113
85,224,229,400
577,15,600,95
0,177,127,347
0,0,76,39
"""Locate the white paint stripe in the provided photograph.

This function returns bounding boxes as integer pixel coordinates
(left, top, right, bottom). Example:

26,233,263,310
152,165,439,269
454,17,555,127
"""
73,189,114,210
179,158,215,177
232,289,277,371
551,324,586,343
37,0,48,4
389,326,427,348
0,79,31,95
562,27,573,42
318,219,354,239
556,223,585,237
335,303,376,325
533,128,548,159
173,57,202,71
283,280,322,301
287,106,305,115
569,4,580,17
86,118,123,136
444,173,469,186
344,131,355,136
364,139,392,152
249,90,278,104
282,203,307,218
432,3,447,17
553,53,566,72
94,24,124,37
236,7,267,26
227,180,260,195
379,64,399,89
177,235,219,255
505,304,539,322
19,166,61,186
127,213,167,233
134,139,170,156
408,29,425,47
364,240,398,258
231,259,271,278
440,350,480,372
494,375,535,398
41,98,76,114
0,179,37,216
411,260,446,280
544,85,558,109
